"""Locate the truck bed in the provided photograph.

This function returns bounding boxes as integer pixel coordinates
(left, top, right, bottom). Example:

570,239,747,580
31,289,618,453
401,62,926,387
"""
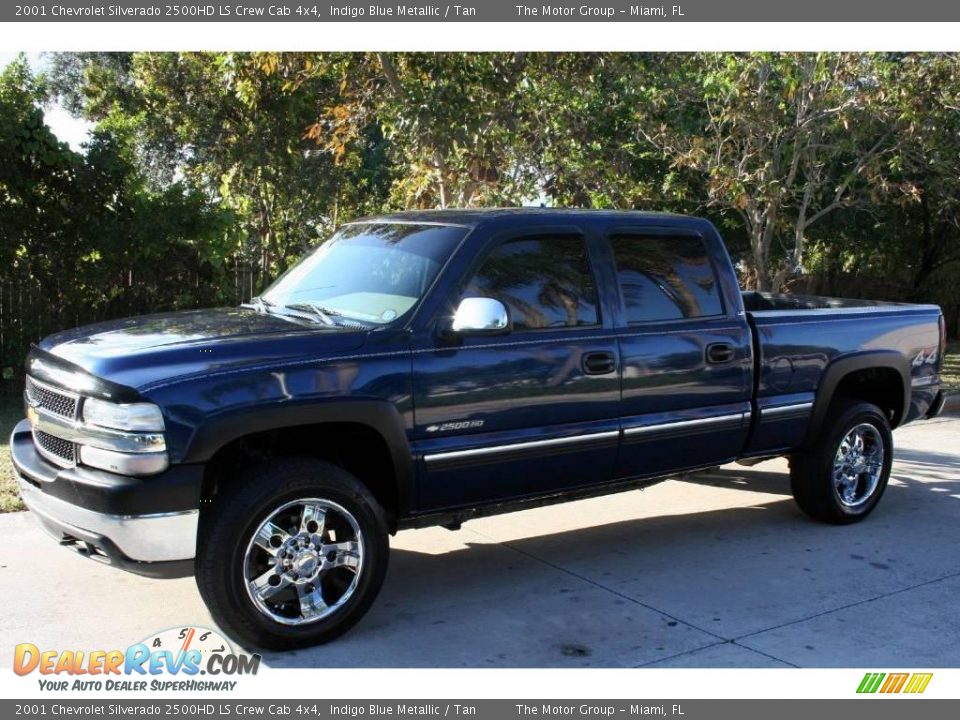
742,291,907,312
740,291,943,458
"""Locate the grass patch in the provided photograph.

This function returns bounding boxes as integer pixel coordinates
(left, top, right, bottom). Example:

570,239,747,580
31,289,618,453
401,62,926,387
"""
0,393,24,513
944,341,960,391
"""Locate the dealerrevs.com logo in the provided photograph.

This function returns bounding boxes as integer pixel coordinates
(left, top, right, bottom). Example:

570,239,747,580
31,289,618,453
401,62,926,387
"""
13,627,260,692
857,672,933,694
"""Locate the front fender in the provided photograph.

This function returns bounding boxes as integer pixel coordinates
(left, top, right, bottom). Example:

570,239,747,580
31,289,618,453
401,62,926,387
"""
181,398,416,514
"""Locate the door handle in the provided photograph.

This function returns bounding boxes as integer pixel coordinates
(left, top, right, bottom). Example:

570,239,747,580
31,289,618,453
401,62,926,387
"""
706,342,736,364
582,351,617,375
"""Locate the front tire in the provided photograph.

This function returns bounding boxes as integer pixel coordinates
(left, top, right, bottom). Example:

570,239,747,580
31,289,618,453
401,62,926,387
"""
790,400,893,524
196,457,389,650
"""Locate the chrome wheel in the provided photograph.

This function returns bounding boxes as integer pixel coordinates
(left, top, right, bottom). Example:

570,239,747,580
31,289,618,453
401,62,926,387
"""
832,423,885,509
243,498,364,625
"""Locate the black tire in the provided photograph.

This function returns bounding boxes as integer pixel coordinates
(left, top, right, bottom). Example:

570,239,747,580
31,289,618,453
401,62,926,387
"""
790,400,894,524
196,457,389,650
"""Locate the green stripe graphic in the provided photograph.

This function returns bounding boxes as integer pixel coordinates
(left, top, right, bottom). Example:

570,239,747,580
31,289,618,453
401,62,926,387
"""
857,673,886,693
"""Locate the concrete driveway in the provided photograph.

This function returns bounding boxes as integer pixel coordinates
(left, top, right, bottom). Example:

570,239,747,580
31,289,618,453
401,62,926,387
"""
1,414,958,668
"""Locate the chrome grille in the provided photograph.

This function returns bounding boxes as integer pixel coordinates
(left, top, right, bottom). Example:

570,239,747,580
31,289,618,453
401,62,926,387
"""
25,376,79,419
33,430,76,467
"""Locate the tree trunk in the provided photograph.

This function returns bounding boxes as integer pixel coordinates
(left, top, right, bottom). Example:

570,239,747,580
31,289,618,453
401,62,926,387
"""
748,205,778,292
750,231,773,292
755,271,773,292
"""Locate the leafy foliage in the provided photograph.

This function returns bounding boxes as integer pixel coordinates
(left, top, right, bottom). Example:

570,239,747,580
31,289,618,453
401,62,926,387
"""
0,56,235,372
2,51,960,379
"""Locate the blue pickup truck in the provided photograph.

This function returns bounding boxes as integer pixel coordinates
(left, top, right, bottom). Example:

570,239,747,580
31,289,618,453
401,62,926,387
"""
11,209,946,648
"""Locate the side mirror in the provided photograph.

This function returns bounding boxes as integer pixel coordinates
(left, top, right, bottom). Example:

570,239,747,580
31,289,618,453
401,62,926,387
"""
450,297,511,335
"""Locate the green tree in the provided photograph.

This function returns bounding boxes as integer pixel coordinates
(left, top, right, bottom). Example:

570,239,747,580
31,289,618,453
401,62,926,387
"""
0,56,235,370
885,54,960,297
518,53,701,211
637,53,903,291
51,52,393,280
295,52,540,208
34,51,960,336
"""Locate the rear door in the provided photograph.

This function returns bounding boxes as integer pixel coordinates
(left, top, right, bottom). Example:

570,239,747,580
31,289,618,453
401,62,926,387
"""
608,229,753,479
410,229,621,511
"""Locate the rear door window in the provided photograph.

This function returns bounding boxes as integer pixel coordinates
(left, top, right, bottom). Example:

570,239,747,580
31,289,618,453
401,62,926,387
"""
611,235,724,323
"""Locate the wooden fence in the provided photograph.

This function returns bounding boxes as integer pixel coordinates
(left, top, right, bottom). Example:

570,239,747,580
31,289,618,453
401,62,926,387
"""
0,263,262,387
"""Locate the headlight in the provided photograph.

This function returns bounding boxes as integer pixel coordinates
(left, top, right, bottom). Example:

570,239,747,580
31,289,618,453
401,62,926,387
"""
82,397,165,432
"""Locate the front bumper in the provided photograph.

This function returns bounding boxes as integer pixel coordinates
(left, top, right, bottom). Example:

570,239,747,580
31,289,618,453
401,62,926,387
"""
10,419,201,577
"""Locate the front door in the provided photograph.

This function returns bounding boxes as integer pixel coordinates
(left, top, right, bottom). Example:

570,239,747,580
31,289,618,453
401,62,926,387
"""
411,232,620,511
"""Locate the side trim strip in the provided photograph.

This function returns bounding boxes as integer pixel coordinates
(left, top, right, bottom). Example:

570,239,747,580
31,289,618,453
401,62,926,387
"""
622,412,747,437
760,402,814,419
425,412,756,465
424,430,620,464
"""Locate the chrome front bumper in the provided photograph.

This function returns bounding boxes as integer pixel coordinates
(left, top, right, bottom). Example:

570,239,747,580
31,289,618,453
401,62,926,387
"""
11,418,199,576
17,472,198,563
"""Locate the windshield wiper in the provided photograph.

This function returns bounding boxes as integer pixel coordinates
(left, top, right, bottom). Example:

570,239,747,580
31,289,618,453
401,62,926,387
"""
243,296,346,328
243,296,275,314
284,302,343,326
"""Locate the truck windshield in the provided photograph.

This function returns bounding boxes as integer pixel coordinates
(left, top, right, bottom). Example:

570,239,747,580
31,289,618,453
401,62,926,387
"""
261,222,467,325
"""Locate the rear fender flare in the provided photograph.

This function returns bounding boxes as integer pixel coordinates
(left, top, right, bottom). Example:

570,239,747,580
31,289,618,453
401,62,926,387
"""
803,351,910,446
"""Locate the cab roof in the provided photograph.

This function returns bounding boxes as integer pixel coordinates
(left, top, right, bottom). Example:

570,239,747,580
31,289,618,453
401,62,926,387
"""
350,207,691,229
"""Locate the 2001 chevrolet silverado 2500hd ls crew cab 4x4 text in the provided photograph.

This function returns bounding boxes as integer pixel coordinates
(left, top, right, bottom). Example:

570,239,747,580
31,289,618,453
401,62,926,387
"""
10,210,947,648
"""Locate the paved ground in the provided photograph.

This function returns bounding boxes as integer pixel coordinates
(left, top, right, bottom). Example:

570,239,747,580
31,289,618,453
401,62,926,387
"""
1,414,958,668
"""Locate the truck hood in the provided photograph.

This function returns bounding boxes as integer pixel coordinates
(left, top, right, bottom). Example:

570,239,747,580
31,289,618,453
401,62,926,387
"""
37,307,368,392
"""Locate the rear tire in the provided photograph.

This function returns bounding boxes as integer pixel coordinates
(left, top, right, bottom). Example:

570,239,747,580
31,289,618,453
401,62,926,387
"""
790,400,893,524
196,457,389,650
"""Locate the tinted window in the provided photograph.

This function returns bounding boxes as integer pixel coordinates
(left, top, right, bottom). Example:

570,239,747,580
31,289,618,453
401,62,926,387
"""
263,223,467,324
612,235,723,322
464,236,599,331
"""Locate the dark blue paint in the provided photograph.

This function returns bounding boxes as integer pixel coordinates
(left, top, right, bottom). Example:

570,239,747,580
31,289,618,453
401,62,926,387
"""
30,210,945,520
